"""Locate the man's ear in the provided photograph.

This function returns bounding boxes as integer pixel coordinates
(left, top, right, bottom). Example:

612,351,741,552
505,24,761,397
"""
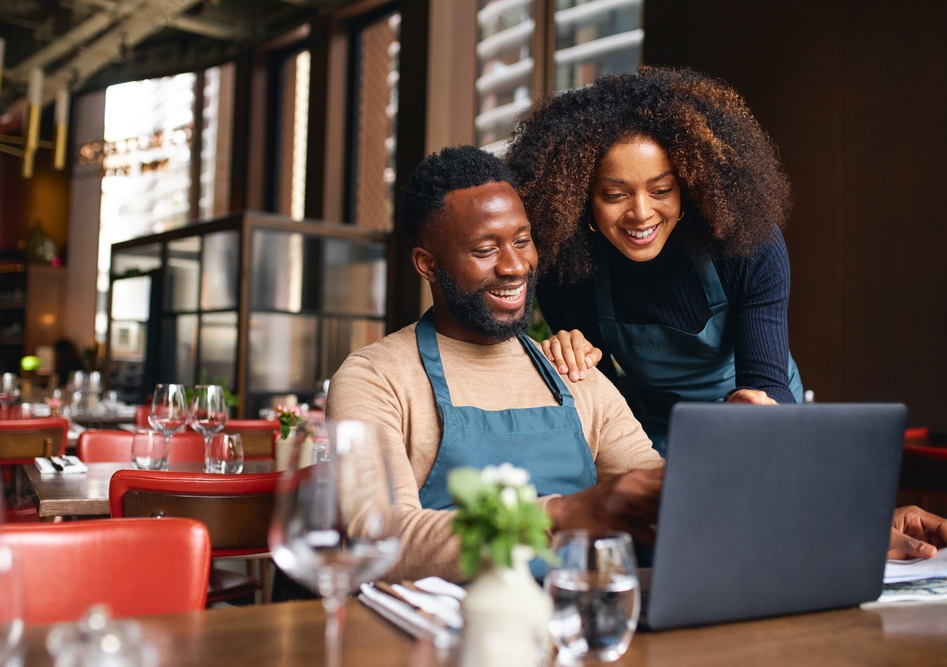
412,247,437,284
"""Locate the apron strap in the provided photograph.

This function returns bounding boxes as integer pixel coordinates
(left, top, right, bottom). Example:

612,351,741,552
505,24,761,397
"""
416,309,453,405
517,335,568,407
695,256,728,315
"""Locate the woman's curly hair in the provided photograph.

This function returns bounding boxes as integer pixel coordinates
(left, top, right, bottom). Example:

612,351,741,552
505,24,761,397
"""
506,66,791,283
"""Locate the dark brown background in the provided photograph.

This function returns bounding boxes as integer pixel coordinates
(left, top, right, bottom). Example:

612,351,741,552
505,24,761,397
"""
645,0,947,430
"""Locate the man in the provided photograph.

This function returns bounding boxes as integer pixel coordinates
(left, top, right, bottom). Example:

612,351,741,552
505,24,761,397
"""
327,145,946,583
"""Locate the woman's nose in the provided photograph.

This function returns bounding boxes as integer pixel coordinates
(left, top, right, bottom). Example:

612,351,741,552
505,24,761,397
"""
626,195,653,222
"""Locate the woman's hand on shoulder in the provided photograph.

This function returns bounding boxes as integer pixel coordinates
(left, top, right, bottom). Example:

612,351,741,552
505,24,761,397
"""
726,389,778,405
541,330,603,382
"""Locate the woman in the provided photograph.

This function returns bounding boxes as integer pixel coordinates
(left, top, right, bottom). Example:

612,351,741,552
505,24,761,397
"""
507,66,803,455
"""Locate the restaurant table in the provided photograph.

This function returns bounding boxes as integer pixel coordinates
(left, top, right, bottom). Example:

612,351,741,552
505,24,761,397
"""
21,460,276,520
19,597,947,666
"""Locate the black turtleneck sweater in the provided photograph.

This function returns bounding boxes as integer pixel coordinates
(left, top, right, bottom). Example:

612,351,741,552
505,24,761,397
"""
536,231,796,405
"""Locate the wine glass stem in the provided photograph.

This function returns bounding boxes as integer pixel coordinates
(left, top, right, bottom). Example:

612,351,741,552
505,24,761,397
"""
322,597,346,667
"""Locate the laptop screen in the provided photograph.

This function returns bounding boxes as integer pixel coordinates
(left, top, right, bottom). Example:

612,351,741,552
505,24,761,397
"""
646,402,906,631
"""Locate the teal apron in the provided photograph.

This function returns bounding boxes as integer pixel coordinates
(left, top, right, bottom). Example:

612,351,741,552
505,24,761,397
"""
416,308,597,511
595,248,803,457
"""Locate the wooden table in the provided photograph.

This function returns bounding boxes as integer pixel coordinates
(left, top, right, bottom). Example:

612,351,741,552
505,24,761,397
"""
19,597,947,666
22,461,275,519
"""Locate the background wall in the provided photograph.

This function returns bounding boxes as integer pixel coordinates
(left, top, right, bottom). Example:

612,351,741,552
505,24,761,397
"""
644,0,947,430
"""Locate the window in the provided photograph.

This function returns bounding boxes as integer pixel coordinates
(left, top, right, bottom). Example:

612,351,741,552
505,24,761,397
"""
94,66,233,341
272,50,311,221
475,0,643,151
348,10,401,231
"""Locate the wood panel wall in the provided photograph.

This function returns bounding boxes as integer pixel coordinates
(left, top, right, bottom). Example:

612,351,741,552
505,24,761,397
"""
644,0,947,430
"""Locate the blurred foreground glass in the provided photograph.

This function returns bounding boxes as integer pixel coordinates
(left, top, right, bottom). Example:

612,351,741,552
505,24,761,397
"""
130,430,169,471
269,420,401,667
545,530,640,663
0,542,24,667
148,384,187,441
206,433,244,474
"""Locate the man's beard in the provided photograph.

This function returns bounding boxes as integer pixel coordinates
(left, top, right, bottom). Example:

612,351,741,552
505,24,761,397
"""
435,267,537,342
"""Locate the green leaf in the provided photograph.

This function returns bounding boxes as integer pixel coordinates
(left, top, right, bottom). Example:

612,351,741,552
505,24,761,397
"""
447,467,490,507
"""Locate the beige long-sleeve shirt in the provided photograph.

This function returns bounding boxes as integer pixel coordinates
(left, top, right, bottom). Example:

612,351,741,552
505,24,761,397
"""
326,322,663,582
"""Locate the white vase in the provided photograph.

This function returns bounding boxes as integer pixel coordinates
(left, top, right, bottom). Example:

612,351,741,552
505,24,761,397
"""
460,545,553,667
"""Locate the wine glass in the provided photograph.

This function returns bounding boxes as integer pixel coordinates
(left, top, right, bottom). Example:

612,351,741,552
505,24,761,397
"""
131,430,169,471
269,419,402,667
0,373,20,412
188,385,227,473
0,540,24,667
148,384,188,442
206,433,244,474
545,530,641,663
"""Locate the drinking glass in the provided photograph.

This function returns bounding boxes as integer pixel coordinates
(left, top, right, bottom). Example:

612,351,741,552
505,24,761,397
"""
148,384,188,441
269,419,401,667
545,530,641,663
206,433,244,474
0,373,20,410
0,541,24,667
131,430,169,471
188,385,227,473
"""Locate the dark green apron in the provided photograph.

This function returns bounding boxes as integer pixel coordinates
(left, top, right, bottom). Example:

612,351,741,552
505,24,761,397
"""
595,250,803,456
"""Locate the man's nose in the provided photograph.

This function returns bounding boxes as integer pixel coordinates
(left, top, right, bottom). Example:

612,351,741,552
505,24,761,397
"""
497,246,528,275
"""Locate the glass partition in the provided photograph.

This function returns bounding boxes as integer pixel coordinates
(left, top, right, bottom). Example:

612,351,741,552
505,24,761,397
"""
107,213,388,414
166,237,201,312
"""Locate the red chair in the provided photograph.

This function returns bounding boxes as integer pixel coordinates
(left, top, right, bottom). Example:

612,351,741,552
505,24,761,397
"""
2,517,211,624
1,417,70,521
222,419,279,460
135,404,151,430
109,469,280,604
77,429,205,463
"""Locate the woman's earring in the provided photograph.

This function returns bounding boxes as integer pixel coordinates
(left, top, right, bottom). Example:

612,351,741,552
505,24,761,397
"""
677,210,685,221
588,221,599,232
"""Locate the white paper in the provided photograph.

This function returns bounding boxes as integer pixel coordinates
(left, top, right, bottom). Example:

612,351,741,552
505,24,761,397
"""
884,548,947,584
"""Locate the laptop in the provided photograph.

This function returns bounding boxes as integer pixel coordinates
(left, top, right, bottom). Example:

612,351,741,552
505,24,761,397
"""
643,402,907,631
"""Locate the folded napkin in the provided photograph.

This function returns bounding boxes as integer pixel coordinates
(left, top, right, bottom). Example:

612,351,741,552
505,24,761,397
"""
34,456,88,474
358,582,459,649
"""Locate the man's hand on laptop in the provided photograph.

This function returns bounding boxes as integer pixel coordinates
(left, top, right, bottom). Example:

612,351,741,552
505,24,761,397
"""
544,467,664,545
888,505,947,559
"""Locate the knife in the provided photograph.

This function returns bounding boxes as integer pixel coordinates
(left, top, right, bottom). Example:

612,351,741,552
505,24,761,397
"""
47,456,64,472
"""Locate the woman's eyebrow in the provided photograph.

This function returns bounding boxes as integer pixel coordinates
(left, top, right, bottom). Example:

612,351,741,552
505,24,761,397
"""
595,170,675,185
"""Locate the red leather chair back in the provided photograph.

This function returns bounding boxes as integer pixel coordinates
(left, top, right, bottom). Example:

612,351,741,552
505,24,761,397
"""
0,417,69,464
135,405,150,429
76,430,205,463
76,429,132,462
222,419,279,460
2,517,211,624
108,470,280,557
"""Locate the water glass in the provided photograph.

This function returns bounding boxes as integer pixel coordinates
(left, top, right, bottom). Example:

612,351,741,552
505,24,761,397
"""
0,542,24,667
131,430,169,471
545,530,641,663
205,433,244,474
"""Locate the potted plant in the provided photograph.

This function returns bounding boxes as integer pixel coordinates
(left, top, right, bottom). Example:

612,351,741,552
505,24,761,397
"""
448,464,554,667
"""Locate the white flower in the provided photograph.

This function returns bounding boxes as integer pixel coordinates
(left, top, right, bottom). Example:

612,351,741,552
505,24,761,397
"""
497,462,530,488
518,485,537,503
500,486,519,508
480,465,500,485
